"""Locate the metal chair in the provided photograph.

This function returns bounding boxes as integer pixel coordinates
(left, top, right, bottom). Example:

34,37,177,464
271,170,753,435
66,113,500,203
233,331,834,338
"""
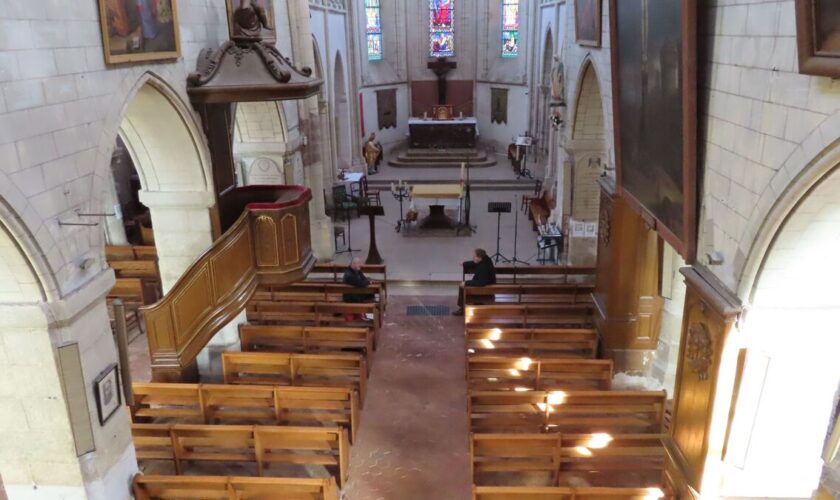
360,176,382,206
334,225,346,249
332,185,359,220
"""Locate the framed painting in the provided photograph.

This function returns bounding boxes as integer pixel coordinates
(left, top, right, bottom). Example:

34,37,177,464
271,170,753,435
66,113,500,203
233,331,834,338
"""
98,0,180,64
575,0,602,47
609,0,698,262
93,363,122,426
226,0,276,42
795,0,840,77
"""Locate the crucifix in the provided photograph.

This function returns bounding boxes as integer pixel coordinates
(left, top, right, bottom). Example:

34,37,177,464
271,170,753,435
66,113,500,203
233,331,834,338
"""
427,57,457,105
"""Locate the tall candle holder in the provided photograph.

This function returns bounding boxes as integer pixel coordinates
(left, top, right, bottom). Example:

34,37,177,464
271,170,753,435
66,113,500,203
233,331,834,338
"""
391,181,410,233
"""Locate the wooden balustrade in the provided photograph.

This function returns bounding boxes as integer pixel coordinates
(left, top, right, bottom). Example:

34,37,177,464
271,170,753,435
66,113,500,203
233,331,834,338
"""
141,186,315,382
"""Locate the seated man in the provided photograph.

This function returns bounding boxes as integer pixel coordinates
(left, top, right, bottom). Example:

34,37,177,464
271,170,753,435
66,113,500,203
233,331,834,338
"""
342,257,375,303
453,248,496,316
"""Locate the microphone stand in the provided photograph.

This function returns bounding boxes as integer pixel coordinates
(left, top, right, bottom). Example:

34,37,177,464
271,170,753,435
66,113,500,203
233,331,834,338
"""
508,193,530,266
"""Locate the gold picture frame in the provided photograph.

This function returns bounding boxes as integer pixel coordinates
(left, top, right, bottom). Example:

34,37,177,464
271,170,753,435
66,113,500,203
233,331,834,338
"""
226,0,276,42
98,0,181,65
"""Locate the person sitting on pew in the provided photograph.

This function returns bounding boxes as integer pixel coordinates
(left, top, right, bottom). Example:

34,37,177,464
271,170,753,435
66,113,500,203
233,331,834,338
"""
343,257,375,304
453,248,497,316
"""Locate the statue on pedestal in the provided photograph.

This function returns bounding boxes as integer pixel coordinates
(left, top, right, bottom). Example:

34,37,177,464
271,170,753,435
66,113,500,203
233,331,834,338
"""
550,55,566,106
363,133,383,175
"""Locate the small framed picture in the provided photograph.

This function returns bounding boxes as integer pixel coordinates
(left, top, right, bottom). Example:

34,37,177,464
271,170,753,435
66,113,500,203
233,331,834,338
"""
97,0,181,65
93,364,122,426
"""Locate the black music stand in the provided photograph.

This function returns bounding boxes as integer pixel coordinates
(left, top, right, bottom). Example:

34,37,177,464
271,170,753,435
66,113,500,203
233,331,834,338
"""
336,202,362,255
515,136,534,180
488,202,512,263
456,161,477,236
508,194,530,266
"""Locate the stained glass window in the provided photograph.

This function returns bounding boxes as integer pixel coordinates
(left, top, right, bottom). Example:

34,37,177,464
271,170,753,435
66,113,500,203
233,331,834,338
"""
502,0,519,58
366,0,383,61
430,0,455,58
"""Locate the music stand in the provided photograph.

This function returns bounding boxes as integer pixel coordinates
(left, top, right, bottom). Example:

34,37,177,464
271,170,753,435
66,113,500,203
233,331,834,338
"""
336,205,362,255
508,194,530,266
515,136,534,180
456,161,477,236
488,202,512,264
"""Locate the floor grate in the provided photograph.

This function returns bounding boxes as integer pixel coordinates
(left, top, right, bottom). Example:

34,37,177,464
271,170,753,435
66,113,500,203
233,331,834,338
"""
406,305,451,316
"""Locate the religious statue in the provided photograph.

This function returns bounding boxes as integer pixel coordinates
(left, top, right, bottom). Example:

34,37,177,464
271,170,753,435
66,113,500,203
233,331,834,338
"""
233,0,271,39
550,55,566,106
362,133,383,175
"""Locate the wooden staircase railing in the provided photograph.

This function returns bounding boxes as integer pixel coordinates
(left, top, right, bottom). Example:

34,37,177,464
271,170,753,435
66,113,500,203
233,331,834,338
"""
141,186,315,382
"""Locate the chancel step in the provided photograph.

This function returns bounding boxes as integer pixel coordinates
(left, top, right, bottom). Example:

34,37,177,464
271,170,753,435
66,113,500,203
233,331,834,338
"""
388,148,497,168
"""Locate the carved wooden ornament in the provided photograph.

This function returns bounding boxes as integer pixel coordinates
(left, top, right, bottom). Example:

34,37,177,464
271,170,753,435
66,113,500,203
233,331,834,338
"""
686,322,713,381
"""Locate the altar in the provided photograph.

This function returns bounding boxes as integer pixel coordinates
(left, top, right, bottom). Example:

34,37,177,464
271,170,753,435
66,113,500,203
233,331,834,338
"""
408,117,478,149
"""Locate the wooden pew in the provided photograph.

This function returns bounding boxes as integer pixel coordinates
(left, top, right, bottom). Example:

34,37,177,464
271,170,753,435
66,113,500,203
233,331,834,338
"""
133,475,340,500
467,357,613,391
309,263,387,299
468,390,666,434
222,352,367,405
464,284,595,305
133,424,349,486
246,301,381,344
256,281,387,310
106,245,158,261
240,324,374,358
471,433,667,487
465,304,595,329
467,265,596,284
110,260,161,304
130,383,359,443
466,328,599,359
472,485,672,500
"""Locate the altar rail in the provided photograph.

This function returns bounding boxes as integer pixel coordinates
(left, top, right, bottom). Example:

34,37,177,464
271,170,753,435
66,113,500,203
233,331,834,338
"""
142,186,315,382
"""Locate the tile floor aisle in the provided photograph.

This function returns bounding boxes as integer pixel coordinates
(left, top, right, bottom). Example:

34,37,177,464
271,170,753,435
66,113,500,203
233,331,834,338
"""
342,293,472,500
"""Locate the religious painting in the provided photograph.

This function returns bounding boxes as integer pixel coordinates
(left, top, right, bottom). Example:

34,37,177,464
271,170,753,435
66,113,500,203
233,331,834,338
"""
98,0,180,64
93,363,122,425
610,0,698,261
430,0,455,57
377,88,397,130
795,0,840,76
575,0,602,47
502,0,520,57
226,0,275,42
365,0,383,61
491,88,508,124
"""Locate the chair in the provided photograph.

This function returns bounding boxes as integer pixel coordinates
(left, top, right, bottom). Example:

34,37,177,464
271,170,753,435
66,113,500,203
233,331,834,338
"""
521,179,543,212
537,235,562,264
332,185,358,220
334,225,346,249
360,176,381,206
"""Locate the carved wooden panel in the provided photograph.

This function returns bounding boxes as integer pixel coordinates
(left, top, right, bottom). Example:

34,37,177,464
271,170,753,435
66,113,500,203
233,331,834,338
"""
281,213,299,265
671,267,741,491
172,264,215,339
254,216,279,268
211,226,255,298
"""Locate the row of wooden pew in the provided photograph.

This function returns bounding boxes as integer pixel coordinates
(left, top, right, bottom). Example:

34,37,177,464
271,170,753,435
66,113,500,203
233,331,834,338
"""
132,266,386,499
460,273,677,499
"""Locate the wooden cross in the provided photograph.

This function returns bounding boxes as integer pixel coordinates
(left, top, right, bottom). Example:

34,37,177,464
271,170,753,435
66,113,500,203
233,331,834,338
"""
427,57,457,105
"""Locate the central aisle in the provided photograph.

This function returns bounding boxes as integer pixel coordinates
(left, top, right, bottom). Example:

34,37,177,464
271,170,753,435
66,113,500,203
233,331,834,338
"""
343,290,472,500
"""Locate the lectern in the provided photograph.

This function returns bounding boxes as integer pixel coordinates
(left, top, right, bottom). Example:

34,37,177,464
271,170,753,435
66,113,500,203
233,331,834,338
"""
359,205,385,265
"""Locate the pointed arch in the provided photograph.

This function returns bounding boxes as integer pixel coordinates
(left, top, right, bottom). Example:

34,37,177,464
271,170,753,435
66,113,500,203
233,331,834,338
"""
332,51,352,170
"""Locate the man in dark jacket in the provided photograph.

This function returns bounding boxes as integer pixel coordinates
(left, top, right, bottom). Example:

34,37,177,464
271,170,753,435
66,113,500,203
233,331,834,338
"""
453,248,496,316
343,257,374,303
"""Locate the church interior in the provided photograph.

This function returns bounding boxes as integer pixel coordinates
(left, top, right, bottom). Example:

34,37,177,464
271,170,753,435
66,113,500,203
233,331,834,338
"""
1,0,840,499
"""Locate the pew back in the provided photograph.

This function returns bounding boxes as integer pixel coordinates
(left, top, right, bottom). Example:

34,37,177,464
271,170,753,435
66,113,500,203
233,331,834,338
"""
472,486,672,500
464,284,595,305
132,475,340,500
467,357,613,391
466,304,595,329
466,328,598,359
239,324,374,357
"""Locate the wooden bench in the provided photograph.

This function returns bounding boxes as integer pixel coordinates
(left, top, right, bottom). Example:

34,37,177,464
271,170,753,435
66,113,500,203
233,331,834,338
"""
246,301,381,344
133,424,349,486
240,324,374,359
468,390,666,434
464,284,595,305
472,485,672,500
471,433,667,487
110,260,161,304
106,244,157,261
133,475,339,500
309,263,387,298
467,357,613,391
255,281,387,310
222,352,367,405
131,383,359,443
466,328,599,359
465,304,595,329
467,265,596,284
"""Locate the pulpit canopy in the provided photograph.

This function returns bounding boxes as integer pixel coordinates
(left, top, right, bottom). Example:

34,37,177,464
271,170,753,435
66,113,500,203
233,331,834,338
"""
187,2,322,104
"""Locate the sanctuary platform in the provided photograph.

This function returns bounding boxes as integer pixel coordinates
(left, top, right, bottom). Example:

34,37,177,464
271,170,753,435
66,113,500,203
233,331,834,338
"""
388,148,497,168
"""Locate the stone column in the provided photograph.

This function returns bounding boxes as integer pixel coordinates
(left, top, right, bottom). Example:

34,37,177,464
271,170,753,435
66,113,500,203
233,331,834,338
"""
289,0,335,261
0,272,137,500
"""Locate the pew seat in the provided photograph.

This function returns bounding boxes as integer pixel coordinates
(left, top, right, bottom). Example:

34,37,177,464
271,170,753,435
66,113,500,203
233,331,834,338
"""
239,324,374,360
246,302,381,345
466,328,599,359
256,281,386,310
469,390,666,434
468,265,596,285
133,475,339,500
222,352,367,405
472,485,672,500
468,357,613,391
131,383,359,443
133,424,349,486
466,304,595,329
464,284,595,305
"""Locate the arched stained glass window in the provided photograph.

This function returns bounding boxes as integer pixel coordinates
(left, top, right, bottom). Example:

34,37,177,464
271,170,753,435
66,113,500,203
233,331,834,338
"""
366,0,383,61
502,0,520,58
430,0,455,57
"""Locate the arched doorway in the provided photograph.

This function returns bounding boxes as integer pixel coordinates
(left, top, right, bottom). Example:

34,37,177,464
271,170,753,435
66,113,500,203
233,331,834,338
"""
333,53,352,171
720,165,840,497
114,75,214,292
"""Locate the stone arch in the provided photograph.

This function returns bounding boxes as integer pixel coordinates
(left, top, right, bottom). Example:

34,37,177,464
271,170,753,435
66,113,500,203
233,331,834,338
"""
109,72,216,291
568,61,605,222
715,162,840,497
0,202,52,303
332,51,352,171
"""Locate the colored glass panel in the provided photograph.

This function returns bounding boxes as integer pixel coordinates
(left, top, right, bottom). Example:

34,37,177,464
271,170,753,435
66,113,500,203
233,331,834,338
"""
430,0,455,57
501,0,519,58
366,0,383,61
